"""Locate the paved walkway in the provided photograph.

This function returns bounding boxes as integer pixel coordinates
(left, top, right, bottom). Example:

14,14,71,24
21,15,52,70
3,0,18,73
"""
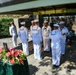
27,41,76,75
0,34,32,48
0,37,76,75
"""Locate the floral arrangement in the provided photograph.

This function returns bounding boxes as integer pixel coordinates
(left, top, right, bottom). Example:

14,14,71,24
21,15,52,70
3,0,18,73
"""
0,46,26,65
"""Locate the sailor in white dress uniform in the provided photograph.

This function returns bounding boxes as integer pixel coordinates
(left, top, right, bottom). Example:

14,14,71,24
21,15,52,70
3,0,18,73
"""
42,21,51,52
18,22,29,56
9,22,17,47
49,24,63,67
59,21,69,55
31,19,42,60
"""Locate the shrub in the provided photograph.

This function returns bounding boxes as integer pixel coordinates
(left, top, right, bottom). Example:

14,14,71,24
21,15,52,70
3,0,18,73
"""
0,17,13,38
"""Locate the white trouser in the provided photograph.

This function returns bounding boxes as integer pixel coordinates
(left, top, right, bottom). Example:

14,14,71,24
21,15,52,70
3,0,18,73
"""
33,43,42,60
61,39,66,54
22,42,29,56
43,37,50,51
12,35,17,47
52,45,61,66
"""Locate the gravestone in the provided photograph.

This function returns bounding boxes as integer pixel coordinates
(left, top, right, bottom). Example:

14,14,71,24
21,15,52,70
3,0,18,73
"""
3,42,8,51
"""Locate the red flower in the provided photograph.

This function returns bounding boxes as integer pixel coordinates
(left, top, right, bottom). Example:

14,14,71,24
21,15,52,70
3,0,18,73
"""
18,50,22,55
6,52,11,57
0,49,2,53
9,48,14,55
0,46,3,53
19,58,24,64
10,58,15,64
9,48,14,51
0,46,25,65
13,50,19,57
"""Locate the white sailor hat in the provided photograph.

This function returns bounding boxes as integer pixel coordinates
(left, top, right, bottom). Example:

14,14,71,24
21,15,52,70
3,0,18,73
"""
60,21,65,24
44,20,48,23
31,20,34,22
54,24,59,27
34,19,39,22
20,22,25,25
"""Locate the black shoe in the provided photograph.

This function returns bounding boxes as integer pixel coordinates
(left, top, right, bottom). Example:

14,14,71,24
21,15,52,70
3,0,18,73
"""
61,54,65,56
55,65,59,68
52,65,56,69
52,65,59,69
44,51,50,53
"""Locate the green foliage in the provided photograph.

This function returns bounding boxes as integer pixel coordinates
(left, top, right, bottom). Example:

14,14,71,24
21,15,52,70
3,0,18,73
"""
0,17,13,38
19,53,26,60
2,49,7,61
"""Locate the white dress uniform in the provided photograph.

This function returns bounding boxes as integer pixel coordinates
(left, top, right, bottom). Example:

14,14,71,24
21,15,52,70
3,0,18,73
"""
30,25,33,37
9,25,17,47
31,25,42,60
49,24,63,66
59,25,69,55
42,25,51,51
18,26,29,56
30,25,32,31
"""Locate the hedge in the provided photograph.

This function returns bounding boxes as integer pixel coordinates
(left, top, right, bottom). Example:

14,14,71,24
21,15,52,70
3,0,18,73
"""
0,17,13,38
